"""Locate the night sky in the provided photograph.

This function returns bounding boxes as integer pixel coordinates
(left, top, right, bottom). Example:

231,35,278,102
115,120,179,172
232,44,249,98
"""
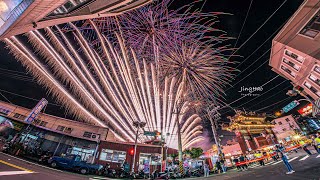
0,0,309,148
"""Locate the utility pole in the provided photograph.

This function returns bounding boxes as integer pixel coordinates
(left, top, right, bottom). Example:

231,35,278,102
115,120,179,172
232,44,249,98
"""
207,105,222,154
131,121,146,174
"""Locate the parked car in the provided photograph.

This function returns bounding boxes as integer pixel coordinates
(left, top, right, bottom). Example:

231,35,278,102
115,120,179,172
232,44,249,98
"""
48,154,103,174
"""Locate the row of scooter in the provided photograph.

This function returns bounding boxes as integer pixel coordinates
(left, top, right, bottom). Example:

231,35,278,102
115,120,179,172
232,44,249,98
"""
98,164,202,179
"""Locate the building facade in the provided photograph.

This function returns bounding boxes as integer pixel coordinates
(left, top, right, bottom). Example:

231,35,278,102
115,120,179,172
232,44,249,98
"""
269,0,320,100
0,100,176,170
0,0,152,39
272,115,301,142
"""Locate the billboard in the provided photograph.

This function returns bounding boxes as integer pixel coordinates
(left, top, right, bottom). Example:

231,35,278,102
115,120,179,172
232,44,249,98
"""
24,98,48,124
297,103,312,116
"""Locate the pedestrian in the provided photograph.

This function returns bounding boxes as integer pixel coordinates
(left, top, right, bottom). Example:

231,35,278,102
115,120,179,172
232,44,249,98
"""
215,160,222,174
239,154,247,170
233,156,240,171
314,134,320,153
302,144,312,155
256,151,265,166
276,145,295,174
203,163,209,177
220,158,226,173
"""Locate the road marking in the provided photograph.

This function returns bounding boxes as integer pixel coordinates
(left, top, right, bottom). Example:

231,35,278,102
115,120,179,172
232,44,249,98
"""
299,155,309,161
288,157,298,162
0,152,63,172
271,160,283,165
316,154,320,158
0,160,33,172
0,171,33,176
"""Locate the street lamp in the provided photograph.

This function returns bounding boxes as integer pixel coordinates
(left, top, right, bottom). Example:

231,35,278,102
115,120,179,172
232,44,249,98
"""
131,121,146,174
287,88,320,117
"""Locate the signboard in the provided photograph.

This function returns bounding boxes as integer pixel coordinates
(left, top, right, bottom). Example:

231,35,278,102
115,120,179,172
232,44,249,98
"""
298,103,312,116
144,131,161,136
282,100,300,113
24,98,48,124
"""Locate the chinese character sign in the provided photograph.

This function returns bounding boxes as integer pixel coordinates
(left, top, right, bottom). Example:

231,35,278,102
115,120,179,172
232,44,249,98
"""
24,98,48,124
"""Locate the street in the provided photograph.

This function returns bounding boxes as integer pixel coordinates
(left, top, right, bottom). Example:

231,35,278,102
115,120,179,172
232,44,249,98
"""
1,150,319,180
203,152,320,180
0,152,86,180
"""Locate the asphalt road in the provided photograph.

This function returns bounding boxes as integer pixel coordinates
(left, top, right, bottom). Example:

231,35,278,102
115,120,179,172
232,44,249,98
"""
202,152,320,180
0,152,86,180
0,150,319,180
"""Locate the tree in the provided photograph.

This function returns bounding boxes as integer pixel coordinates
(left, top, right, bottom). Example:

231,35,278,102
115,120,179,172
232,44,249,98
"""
183,147,203,159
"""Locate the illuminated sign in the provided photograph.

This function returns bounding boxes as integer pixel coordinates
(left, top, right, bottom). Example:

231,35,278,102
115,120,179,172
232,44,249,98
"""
298,103,312,116
282,100,300,113
24,98,48,124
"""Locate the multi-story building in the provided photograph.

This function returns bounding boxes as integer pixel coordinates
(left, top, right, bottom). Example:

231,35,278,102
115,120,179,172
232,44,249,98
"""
272,115,301,142
0,0,152,39
269,0,320,100
0,100,176,171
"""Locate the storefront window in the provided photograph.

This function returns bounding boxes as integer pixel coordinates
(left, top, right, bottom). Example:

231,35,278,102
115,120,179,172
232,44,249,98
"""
99,149,126,163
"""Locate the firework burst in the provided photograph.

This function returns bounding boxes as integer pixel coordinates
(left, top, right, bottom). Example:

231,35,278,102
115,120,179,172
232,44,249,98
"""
4,21,203,148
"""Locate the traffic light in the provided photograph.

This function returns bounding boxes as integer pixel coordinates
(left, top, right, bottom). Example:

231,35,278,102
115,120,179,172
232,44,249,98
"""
129,148,134,156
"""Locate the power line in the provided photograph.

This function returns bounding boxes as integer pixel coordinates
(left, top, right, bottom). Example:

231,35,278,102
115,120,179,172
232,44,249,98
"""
0,88,61,106
226,0,319,91
230,0,288,57
233,0,253,49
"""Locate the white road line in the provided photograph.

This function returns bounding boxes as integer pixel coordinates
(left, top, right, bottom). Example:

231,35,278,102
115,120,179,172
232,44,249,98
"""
0,171,34,176
265,162,274,166
299,155,309,161
0,152,63,173
316,154,320,158
288,157,298,162
271,161,283,165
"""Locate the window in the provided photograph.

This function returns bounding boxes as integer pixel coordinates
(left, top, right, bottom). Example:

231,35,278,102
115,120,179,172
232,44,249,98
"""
281,65,296,78
284,50,304,63
278,122,283,125
56,125,65,132
309,74,320,87
99,149,126,163
64,127,73,134
47,0,91,16
304,82,320,97
32,119,41,125
300,10,320,38
282,58,300,71
39,121,48,127
83,131,93,138
13,113,26,119
0,107,10,115
285,118,290,122
314,66,320,74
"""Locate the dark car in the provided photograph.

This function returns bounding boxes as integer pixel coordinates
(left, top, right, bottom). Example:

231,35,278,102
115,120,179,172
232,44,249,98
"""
48,154,103,174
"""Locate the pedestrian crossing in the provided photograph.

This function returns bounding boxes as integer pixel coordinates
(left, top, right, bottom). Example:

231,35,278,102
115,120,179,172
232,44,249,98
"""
248,154,319,169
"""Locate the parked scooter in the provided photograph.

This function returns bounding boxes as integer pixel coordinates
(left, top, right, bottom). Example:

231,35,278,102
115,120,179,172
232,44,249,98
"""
99,164,116,178
38,152,52,165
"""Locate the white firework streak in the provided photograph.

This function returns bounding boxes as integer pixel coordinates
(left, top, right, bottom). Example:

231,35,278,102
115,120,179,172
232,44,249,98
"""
5,23,204,148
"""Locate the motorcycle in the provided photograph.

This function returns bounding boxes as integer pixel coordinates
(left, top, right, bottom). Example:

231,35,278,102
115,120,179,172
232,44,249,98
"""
117,167,132,178
99,164,117,178
38,152,52,165
191,169,201,177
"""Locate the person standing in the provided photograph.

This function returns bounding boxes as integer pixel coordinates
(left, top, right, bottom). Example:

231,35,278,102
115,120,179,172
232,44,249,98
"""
233,156,240,171
239,154,247,170
220,158,226,173
315,134,320,153
215,160,222,174
276,145,294,174
203,163,209,177
302,144,312,155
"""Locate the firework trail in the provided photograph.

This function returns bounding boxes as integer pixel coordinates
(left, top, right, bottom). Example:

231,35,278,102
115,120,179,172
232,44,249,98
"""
5,21,203,148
